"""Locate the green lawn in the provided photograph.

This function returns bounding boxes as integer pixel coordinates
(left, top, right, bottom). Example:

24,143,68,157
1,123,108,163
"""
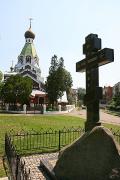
0,113,120,177
0,158,6,177
0,114,85,154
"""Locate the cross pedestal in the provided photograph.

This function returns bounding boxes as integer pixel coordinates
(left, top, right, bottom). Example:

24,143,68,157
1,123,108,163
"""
76,34,114,131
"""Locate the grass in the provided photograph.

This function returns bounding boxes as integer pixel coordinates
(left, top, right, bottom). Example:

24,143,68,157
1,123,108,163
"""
0,113,120,177
0,114,85,155
0,158,6,177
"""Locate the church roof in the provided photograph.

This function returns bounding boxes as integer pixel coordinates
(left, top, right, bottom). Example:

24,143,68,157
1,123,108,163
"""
24,28,35,39
31,89,47,97
20,43,38,58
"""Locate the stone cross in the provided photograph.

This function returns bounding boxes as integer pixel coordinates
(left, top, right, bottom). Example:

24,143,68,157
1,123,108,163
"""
76,34,114,131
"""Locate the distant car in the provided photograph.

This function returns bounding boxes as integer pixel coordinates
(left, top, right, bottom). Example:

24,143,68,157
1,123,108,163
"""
81,105,86,109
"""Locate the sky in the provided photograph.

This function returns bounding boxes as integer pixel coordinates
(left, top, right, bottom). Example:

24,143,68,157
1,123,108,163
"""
0,0,120,89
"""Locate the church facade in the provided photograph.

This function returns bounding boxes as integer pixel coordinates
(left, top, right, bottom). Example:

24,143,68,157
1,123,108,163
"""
14,24,44,91
4,23,47,105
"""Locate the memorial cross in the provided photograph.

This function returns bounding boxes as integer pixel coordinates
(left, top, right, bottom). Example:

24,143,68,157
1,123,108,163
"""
76,34,114,131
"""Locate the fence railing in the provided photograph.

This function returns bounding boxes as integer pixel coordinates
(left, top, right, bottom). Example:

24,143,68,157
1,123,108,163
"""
5,127,84,180
5,133,31,180
5,127,120,180
7,127,84,155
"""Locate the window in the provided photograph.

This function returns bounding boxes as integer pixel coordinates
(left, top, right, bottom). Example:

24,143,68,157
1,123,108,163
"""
26,56,31,63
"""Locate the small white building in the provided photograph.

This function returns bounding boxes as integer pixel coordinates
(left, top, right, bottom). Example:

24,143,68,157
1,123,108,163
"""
58,91,68,104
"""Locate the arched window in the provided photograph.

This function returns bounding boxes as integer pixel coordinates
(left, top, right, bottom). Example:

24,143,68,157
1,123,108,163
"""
26,56,31,63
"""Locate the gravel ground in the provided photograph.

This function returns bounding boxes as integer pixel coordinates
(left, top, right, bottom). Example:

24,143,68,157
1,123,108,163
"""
22,153,58,180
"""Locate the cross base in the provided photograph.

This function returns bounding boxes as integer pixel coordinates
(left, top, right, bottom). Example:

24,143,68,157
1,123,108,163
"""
85,121,101,132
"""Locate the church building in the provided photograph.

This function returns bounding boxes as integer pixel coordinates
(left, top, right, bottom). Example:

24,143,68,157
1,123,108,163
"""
4,22,47,105
15,23,44,91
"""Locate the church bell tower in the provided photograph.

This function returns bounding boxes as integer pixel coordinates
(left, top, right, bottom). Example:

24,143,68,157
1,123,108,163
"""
14,20,44,91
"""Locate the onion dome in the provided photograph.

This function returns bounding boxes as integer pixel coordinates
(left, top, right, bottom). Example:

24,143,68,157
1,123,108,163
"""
24,28,35,39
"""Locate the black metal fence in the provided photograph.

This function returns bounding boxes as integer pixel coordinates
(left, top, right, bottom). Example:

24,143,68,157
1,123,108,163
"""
5,127,84,180
5,127,120,180
5,133,31,180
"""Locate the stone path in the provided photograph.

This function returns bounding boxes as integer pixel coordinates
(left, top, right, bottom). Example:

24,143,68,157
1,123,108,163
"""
67,108,120,125
22,153,58,180
0,178,8,180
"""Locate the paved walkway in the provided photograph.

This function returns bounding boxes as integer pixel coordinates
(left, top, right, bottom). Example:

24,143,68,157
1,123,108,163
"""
22,153,58,180
67,108,120,125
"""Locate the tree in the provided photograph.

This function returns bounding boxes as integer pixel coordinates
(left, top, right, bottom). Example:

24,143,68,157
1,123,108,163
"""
46,55,73,106
0,71,4,101
0,71,3,82
0,82,4,101
77,87,86,101
1,75,33,105
67,88,76,105
108,92,120,111
77,87,86,106
49,55,59,74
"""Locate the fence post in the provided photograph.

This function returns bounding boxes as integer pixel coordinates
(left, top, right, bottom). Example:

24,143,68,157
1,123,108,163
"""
58,130,61,151
15,155,19,180
28,168,31,180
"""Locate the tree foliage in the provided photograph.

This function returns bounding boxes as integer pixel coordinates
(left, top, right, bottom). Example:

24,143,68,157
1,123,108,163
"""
1,75,33,104
0,82,4,99
0,71,3,82
46,55,73,105
67,88,76,105
108,92,120,110
77,87,86,101
0,71,4,100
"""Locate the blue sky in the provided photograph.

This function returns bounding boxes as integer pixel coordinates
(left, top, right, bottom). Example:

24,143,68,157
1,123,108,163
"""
0,0,120,88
